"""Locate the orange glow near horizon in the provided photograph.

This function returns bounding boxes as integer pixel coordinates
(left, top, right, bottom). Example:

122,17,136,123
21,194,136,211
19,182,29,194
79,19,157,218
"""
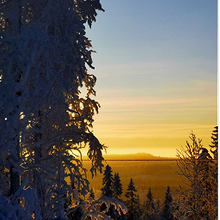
80,124,216,158
84,0,217,159
85,75,217,158
88,100,217,158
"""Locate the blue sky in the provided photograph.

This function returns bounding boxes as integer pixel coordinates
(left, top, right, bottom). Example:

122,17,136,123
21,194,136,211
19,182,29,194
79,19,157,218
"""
84,0,217,157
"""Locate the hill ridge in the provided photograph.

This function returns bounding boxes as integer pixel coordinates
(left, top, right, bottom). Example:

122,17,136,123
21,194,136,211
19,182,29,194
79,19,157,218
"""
83,152,176,161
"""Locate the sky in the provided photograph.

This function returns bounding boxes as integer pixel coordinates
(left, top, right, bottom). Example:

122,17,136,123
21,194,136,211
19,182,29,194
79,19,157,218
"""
84,0,217,157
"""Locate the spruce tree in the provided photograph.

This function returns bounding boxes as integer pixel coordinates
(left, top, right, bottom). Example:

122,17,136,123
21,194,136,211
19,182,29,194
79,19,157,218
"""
146,188,155,213
101,165,114,197
162,186,174,220
136,194,143,219
198,147,217,218
100,166,127,220
0,0,106,219
142,188,155,220
125,178,141,220
210,126,218,160
155,199,161,218
113,172,123,199
209,126,218,217
175,132,218,219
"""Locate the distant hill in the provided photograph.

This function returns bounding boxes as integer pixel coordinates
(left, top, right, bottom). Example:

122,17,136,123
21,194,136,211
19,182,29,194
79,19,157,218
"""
83,153,176,161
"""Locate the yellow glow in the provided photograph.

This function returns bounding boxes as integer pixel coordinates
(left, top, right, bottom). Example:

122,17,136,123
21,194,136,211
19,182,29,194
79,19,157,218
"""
20,112,25,120
91,89,216,157
91,95,217,155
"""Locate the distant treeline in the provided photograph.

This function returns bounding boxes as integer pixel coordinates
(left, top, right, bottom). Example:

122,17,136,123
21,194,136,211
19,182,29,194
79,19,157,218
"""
81,126,218,220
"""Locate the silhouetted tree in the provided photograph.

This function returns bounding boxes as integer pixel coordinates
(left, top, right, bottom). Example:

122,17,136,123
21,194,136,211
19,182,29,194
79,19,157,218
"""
113,172,123,199
209,126,219,218
155,199,161,218
198,146,218,219
162,186,174,220
142,188,155,220
210,126,218,160
100,165,115,219
0,0,106,219
125,178,141,220
136,194,143,219
101,165,114,197
209,126,218,216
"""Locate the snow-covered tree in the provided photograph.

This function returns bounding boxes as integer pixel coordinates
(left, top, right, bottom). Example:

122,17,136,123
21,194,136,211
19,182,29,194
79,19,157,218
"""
113,172,123,199
0,0,106,219
0,0,24,196
100,165,117,219
101,165,114,197
162,186,174,220
198,147,217,219
175,132,217,220
0,165,9,196
175,133,204,219
125,178,141,220
81,196,127,220
89,188,95,201
0,178,42,220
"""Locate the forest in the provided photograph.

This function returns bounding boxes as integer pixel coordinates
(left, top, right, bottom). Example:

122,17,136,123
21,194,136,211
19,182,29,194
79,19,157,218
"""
93,128,218,220
0,0,218,219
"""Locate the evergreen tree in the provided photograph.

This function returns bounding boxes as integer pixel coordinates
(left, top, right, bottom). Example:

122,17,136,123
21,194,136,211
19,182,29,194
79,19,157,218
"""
142,188,155,220
146,188,155,212
0,0,106,219
155,199,161,218
198,147,217,219
175,132,218,220
100,168,127,220
125,178,141,220
100,165,114,218
113,172,123,199
209,125,218,215
162,186,174,220
136,194,143,219
210,126,218,160
176,133,205,219
112,173,124,220
101,165,114,197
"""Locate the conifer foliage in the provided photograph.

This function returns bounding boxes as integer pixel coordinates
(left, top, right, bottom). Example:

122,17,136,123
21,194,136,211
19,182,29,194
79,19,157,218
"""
175,131,218,220
142,188,155,220
101,165,114,197
0,0,106,219
125,178,141,220
145,188,155,212
162,186,173,220
210,126,218,160
210,126,218,216
113,172,123,199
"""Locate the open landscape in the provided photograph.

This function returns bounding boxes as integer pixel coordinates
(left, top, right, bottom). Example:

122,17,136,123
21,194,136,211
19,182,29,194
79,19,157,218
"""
0,0,217,219
84,159,182,203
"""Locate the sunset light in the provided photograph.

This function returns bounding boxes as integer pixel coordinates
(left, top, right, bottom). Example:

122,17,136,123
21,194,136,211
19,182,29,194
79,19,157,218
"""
86,0,217,158
0,0,217,219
